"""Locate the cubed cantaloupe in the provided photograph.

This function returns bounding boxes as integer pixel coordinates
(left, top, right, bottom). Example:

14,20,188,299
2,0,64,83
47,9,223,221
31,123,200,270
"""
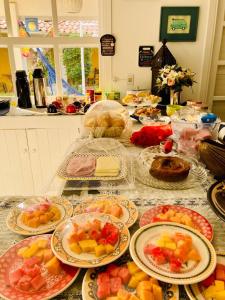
79,240,97,252
70,242,82,254
117,289,131,300
149,278,159,286
136,281,152,297
214,290,225,300
45,256,61,275
37,238,48,249
95,244,106,257
36,249,45,261
106,297,119,300
204,285,218,298
214,280,225,291
134,271,149,282
43,249,54,262
129,294,140,300
152,284,163,300
127,262,140,275
138,289,154,300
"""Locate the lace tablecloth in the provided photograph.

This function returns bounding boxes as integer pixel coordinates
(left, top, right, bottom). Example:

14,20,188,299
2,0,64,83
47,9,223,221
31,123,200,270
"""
1,172,225,300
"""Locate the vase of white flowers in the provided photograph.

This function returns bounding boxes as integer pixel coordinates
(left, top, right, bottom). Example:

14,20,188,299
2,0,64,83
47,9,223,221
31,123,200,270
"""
156,64,195,105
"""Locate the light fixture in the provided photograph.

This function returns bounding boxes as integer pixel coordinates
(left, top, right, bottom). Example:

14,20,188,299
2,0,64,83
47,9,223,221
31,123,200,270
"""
62,0,83,13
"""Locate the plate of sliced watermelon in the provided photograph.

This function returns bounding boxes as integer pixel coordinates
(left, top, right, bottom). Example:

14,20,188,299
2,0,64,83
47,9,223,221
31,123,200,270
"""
0,234,80,300
139,205,213,241
185,253,225,300
74,195,138,228
51,213,130,268
82,252,179,300
130,222,217,285
6,196,73,236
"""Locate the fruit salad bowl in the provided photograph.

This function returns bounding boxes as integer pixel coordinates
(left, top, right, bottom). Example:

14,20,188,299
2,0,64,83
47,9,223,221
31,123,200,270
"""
51,213,130,268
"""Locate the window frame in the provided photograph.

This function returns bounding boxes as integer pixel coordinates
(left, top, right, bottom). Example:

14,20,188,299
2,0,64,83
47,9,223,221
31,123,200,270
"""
0,0,108,97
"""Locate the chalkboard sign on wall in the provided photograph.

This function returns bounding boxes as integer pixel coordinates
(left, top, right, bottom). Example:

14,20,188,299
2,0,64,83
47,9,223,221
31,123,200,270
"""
100,34,116,56
138,46,154,67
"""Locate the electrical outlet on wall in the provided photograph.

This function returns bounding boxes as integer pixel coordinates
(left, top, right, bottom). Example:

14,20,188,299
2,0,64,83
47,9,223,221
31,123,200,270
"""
127,74,134,87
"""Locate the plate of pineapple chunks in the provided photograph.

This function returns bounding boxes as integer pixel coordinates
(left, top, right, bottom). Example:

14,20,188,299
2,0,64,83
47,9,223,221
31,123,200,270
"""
185,253,225,300
82,252,179,300
6,196,73,235
51,213,130,268
0,235,80,300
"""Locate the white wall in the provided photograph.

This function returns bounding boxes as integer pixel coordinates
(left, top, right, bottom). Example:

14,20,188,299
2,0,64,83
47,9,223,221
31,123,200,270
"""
111,0,211,101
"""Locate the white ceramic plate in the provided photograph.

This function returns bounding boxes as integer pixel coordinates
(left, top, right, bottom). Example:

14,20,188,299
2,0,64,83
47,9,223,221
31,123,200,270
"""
82,253,179,300
51,213,130,268
129,222,216,285
74,195,138,228
6,196,73,236
185,253,225,300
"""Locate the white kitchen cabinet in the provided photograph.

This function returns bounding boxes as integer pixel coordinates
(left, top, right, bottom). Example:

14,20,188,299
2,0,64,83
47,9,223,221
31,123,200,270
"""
27,128,80,195
0,115,83,196
0,130,34,196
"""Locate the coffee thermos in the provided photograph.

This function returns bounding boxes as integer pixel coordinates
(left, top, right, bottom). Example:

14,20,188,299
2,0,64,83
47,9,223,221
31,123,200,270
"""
33,68,47,108
16,70,32,108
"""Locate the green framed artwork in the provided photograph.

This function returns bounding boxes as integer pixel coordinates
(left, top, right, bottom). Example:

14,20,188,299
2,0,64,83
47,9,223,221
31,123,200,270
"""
160,7,199,42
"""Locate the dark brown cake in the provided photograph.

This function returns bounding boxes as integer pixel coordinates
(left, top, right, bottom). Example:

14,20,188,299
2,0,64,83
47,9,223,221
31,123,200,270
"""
150,156,191,182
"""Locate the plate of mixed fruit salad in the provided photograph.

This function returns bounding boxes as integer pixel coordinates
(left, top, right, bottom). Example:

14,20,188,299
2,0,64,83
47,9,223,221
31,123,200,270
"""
0,235,80,300
82,252,179,300
6,196,73,235
130,222,216,285
185,253,225,300
51,213,130,268
74,195,138,228
139,205,213,241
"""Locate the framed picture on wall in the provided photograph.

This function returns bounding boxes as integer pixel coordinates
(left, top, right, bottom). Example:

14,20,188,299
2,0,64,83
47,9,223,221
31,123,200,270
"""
160,7,199,42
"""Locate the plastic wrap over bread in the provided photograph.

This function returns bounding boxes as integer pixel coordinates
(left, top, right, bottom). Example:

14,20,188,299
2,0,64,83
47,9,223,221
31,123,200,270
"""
83,100,132,138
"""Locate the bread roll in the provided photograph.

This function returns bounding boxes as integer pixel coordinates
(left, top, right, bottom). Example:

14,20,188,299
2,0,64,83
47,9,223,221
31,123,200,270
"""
96,112,110,127
85,117,96,128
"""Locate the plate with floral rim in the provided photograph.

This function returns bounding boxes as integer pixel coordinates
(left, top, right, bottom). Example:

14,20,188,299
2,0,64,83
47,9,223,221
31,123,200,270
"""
0,234,80,300
6,196,73,236
74,194,138,228
51,213,130,268
82,251,179,300
139,205,213,241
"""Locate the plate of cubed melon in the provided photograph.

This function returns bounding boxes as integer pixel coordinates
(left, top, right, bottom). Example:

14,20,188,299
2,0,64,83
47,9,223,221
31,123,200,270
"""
51,213,130,268
6,196,73,236
130,222,217,285
185,253,225,300
139,205,213,241
74,195,138,228
0,235,80,300
82,252,179,300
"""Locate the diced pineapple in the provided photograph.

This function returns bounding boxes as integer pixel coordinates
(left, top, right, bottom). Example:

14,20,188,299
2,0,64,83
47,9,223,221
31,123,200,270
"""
70,242,82,254
129,295,140,300
37,238,48,249
106,244,114,254
214,290,225,300
127,262,140,275
22,243,39,258
156,239,165,247
164,242,176,250
45,256,61,275
134,271,149,282
78,239,97,252
161,233,172,243
36,249,45,261
204,285,218,298
17,247,29,257
95,244,106,257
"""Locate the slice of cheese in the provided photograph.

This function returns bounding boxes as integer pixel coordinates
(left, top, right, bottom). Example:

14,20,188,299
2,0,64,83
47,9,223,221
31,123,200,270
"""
95,156,120,177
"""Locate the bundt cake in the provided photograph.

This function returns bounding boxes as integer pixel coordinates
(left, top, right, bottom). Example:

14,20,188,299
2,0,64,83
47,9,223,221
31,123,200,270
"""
150,156,191,182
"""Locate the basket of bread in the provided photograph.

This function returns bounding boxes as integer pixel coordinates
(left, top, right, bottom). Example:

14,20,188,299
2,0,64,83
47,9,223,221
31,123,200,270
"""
83,100,132,138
